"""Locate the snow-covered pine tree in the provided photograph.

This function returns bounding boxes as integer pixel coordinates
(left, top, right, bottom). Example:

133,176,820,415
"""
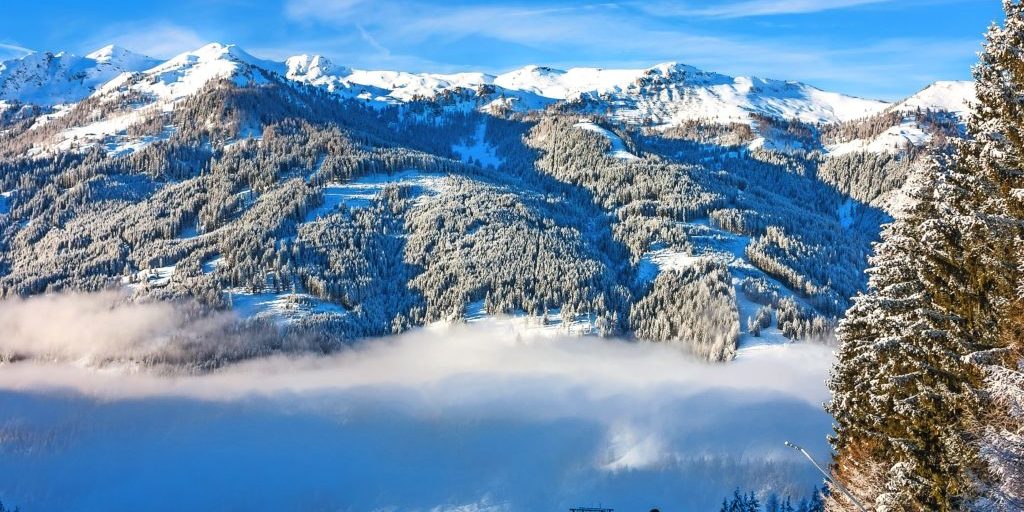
965,1,1024,508
828,2,1024,509
827,154,987,510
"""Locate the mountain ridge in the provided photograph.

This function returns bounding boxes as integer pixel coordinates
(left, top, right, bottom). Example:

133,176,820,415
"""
0,41,970,126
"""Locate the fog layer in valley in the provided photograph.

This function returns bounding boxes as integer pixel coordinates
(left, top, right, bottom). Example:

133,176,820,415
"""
0,293,835,511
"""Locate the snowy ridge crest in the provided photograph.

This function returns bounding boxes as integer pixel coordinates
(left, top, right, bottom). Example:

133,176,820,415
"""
0,41,977,127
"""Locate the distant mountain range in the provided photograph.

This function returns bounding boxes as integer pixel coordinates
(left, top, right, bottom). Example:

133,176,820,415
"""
0,42,973,124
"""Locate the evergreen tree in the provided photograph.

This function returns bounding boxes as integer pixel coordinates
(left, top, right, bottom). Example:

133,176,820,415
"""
828,1,1024,509
828,155,980,509
964,1,1024,508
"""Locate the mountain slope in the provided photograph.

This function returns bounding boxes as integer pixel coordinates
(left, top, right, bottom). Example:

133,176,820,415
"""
0,41,977,365
495,62,887,124
0,45,159,105
891,80,976,118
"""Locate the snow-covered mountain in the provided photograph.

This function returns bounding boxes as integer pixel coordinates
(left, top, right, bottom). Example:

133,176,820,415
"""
284,53,537,109
0,42,897,125
103,42,284,104
1,41,983,134
0,45,159,105
494,62,888,124
284,58,890,124
0,40,979,364
1,42,984,132
891,80,976,118
824,80,976,158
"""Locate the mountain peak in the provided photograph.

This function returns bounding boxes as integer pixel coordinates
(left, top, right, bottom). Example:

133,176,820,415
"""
86,44,159,70
87,44,128,61
286,54,351,80
0,45,160,105
514,64,565,76
151,42,285,77
190,42,253,62
892,80,976,118
648,61,700,74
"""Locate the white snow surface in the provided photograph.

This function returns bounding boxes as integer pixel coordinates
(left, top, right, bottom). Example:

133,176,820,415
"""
494,62,888,124
827,119,931,156
3,43,902,127
892,80,976,118
461,301,602,337
493,64,642,99
452,122,504,167
0,191,13,214
838,198,856,229
0,45,159,105
227,290,347,324
575,121,639,160
122,265,176,290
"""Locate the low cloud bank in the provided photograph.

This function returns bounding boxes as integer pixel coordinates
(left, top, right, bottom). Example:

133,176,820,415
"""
0,291,333,368
0,291,233,361
0,293,837,511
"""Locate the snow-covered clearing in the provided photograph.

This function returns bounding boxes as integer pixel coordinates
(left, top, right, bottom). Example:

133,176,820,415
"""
227,290,346,323
122,265,176,290
56,111,142,149
826,120,930,156
305,170,447,221
452,122,503,168
32,107,172,157
838,198,856,229
176,222,201,240
636,245,703,282
201,255,223,275
0,191,12,214
575,121,639,160
462,300,601,337
0,303,834,512
638,218,806,350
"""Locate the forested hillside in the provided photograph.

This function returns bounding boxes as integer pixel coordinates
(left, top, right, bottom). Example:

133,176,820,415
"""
0,38,972,367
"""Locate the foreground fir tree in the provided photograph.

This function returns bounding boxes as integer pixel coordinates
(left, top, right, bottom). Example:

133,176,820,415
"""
968,1,1024,509
827,1,1024,510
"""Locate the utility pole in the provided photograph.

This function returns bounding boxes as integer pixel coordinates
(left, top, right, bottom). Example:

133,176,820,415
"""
784,441,868,512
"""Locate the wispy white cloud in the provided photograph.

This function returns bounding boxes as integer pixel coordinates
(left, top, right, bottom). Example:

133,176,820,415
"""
0,42,33,60
646,0,896,18
356,24,391,57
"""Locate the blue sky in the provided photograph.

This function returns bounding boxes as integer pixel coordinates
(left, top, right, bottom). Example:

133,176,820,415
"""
0,0,1003,100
